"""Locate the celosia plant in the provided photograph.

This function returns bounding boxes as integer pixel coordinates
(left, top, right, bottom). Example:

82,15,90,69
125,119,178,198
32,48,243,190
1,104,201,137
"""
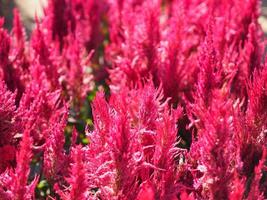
0,0,266,199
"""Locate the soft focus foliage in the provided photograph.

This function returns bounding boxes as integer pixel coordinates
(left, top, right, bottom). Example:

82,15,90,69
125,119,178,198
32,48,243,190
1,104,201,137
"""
0,0,266,199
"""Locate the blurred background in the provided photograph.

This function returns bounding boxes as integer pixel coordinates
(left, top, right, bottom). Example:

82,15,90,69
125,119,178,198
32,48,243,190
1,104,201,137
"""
261,0,267,32
0,0,46,34
1,0,267,34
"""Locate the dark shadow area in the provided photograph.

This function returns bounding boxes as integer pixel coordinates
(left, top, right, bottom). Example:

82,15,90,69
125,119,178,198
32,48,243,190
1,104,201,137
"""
0,0,15,30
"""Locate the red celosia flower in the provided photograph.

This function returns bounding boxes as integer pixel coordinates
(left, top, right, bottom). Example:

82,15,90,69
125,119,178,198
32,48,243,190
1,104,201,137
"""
43,105,68,182
135,180,155,200
55,145,89,200
0,128,38,200
190,90,238,199
85,83,183,199
0,0,266,199
0,145,16,173
0,82,17,146
60,33,95,106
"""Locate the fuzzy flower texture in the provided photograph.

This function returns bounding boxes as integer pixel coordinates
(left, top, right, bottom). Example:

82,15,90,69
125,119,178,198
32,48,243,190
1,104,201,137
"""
0,0,266,199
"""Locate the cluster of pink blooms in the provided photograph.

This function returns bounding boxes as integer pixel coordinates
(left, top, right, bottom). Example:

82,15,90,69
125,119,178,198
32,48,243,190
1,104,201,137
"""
0,0,266,199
